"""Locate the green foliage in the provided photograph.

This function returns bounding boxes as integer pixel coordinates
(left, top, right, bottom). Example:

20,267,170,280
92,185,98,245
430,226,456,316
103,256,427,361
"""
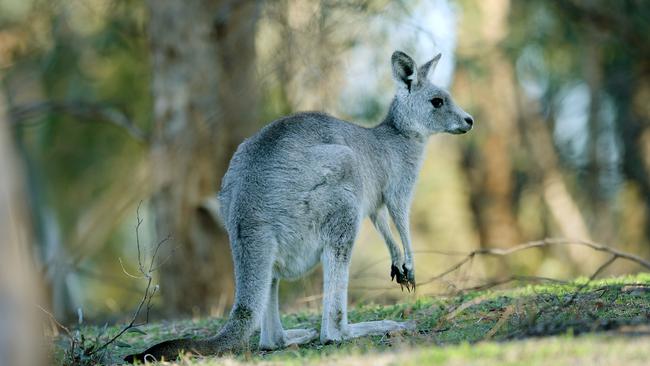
6,1,148,226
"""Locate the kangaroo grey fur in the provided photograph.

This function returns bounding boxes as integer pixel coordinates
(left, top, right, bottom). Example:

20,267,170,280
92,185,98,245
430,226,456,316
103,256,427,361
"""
125,50,473,362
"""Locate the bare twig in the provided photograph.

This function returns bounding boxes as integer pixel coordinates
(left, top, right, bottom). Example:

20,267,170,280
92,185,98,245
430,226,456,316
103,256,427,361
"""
118,257,143,279
589,254,619,281
135,201,146,275
484,304,516,340
351,238,650,296
39,201,170,364
88,276,155,356
416,238,650,288
350,275,565,293
9,101,148,143
562,254,618,308
86,201,167,357
455,275,567,293
37,304,72,337
144,285,159,324
148,235,172,273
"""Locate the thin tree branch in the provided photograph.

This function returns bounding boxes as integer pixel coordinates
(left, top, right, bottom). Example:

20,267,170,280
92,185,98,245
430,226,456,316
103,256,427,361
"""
88,273,154,356
41,201,172,360
351,238,650,293
416,238,650,288
135,201,145,275
562,254,618,307
37,304,72,337
9,101,149,143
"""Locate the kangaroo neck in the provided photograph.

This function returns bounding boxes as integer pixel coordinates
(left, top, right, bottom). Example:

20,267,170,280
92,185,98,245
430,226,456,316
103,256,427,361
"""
372,108,427,178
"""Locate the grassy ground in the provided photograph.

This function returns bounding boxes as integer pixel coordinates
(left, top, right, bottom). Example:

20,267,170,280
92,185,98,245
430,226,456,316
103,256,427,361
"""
55,274,650,365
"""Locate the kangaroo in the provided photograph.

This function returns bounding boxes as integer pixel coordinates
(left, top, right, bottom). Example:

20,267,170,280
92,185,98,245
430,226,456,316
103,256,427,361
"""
125,50,473,362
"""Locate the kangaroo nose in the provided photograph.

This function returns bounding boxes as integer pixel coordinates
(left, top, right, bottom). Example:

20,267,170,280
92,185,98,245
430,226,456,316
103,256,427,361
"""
464,116,474,126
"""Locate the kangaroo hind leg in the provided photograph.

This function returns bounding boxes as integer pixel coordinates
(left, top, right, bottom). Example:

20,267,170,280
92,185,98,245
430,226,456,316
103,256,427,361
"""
259,277,317,350
319,204,357,343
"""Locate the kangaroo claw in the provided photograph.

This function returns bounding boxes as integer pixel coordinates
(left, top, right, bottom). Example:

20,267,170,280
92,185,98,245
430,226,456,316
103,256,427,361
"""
391,264,400,282
391,264,415,292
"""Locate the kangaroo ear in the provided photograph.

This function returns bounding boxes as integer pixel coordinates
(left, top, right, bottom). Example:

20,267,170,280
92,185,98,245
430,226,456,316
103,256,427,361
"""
417,53,441,84
391,51,417,92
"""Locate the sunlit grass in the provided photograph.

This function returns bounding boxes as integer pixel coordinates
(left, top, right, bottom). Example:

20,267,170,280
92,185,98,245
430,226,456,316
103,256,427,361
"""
54,274,650,365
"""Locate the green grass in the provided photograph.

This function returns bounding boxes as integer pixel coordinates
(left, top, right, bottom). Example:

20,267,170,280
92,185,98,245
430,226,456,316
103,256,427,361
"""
55,274,650,365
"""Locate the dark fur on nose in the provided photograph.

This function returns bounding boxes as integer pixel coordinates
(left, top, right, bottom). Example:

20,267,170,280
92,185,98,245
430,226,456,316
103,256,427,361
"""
464,116,474,126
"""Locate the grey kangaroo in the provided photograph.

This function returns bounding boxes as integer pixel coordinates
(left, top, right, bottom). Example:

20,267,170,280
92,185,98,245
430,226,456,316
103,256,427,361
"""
126,50,473,362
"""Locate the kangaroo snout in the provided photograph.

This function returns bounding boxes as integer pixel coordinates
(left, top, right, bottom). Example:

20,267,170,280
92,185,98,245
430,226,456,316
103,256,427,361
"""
456,114,474,134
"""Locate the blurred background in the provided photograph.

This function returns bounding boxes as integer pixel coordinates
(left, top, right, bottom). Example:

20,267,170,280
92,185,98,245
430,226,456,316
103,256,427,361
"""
1,0,649,325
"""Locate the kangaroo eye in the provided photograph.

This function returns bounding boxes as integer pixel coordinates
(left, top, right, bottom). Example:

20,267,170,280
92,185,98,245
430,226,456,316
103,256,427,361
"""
431,98,444,108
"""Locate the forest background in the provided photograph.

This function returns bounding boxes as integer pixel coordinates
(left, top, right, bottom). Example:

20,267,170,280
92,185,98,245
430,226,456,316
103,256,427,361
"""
1,0,649,330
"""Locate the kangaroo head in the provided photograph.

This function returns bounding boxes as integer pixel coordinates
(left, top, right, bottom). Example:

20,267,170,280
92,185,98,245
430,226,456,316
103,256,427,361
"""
390,51,473,136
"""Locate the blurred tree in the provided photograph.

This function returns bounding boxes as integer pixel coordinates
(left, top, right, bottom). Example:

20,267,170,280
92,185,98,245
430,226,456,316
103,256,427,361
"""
563,0,650,242
3,0,649,320
507,0,650,246
4,1,151,321
147,0,261,316
456,0,522,251
0,86,44,366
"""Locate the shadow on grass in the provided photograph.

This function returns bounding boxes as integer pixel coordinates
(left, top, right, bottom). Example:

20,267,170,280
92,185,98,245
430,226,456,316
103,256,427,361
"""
413,283,650,345
75,276,650,364
251,278,650,362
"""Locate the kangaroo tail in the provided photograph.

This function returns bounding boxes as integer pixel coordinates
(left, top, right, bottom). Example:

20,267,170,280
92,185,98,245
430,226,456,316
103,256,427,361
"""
200,195,224,228
124,233,273,362
123,301,258,362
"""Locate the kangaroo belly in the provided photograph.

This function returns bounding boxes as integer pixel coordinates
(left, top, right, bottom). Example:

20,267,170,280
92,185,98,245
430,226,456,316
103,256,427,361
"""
273,231,323,279
271,185,362,280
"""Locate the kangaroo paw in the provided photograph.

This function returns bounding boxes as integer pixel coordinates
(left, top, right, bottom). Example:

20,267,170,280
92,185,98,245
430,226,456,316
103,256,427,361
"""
391,264,415,292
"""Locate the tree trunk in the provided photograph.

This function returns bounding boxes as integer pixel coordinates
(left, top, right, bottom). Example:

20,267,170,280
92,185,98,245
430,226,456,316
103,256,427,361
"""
458,0,521,250
515,94,596,273
583,35,615,240
0,86,44,366
609,67,650,243
147,0,260,316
